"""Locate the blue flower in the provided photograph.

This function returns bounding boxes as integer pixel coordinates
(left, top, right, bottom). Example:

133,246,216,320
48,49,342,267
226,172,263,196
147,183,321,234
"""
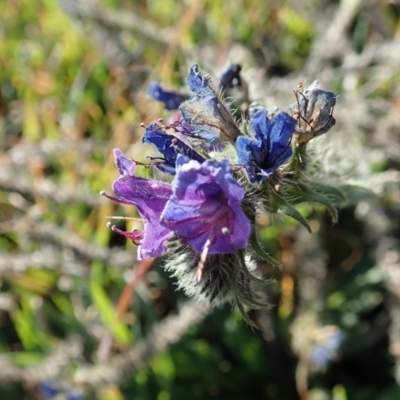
39,382,59,399
310,331,345,368
236,109,296,183
111,150,173,259
143,122,206,175
179,64,242,144
219,63,242,92
161,155,251,254
148,81,188,110
39,382,83,400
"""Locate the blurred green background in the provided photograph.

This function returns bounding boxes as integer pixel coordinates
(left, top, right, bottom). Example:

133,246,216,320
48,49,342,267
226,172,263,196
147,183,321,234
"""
1,1,400,399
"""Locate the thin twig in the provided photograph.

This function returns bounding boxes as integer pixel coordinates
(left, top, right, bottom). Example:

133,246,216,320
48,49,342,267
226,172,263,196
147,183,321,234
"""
60,0,176,46
0,248,86,276
97,258,156,362
0,300,210,388
75,299,210,387
0,169,99,206
0,336,84,386
13,220,137,269
305,0,363,75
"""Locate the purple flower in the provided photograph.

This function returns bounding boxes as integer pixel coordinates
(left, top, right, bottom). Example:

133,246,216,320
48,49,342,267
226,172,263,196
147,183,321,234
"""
111,149,173,259
161,155,251,254
148,81,188,110
236,109,295,183
143,122,206,175
179,64,242,144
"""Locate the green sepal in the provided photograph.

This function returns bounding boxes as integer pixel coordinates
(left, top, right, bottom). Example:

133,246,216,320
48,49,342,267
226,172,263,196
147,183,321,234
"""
249,234,282,269
234,293,255,326
309,182,347,205
269,190,312,233
338,183,374,204
232,273,268,310
289,183,339,223
236,249,273,285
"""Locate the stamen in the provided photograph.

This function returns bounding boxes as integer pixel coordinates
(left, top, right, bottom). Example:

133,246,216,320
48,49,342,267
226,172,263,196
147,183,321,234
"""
100,191,132,205
105,215,140,221
106,223,143,244
195,238,211,282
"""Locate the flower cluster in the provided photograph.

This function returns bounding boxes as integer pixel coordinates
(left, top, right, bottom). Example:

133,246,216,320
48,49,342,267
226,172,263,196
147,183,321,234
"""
104,64,339,314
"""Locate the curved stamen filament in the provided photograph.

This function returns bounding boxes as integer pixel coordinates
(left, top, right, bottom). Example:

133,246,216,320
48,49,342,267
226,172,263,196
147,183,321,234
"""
107,222,143,245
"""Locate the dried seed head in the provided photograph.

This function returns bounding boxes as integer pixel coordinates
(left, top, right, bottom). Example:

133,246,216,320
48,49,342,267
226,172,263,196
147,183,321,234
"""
287,80,336,144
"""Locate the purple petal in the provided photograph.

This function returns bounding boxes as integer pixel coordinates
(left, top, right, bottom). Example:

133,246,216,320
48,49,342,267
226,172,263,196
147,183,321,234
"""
161,156,250,254
112,174,173,259
114,149,136,176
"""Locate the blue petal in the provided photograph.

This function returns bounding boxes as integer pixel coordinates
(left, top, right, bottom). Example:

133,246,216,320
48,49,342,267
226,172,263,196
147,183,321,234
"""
267,112,295,165
180,65,242,144
187,64,204,94
219,64,242,92
148,81,188,110
66,391,84,400
237,110,295,183
143,122,205,175
310,345,332,368
251,109,273,142
236,136,263,183
39,382,59,399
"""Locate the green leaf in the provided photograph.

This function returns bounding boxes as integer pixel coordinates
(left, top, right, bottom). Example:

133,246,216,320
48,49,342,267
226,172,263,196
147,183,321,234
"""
90,262,131,345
